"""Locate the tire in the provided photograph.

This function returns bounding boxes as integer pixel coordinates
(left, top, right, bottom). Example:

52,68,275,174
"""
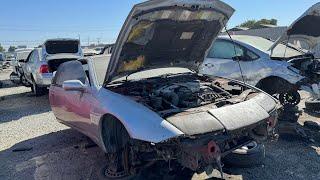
31,82,46,96
305,98,320,112
279,91,301,107
102,116,130,153
20,75,31,87
9,72,19,84
97,163,135,180
100,116,132,179
223,141,265,168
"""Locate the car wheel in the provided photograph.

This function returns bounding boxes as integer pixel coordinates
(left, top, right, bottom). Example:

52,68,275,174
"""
100,116,132,179
97,152,135,180
305,98,320,112
20,75,31,87
279,91,301,107
223,141,265,168
31,82,45,96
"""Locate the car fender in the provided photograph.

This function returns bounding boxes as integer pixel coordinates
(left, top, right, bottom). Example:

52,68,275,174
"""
94,88,184,144
249,59,305,86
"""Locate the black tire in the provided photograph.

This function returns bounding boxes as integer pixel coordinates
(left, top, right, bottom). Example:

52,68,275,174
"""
102,115,130,153
223,141,265,168
279,91,301,107
305,98,320,112
100,115,132,179
20,75,31,87
9,72,19,84
31,82,46,96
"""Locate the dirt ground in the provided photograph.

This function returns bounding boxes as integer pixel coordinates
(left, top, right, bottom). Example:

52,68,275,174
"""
0,69,319,180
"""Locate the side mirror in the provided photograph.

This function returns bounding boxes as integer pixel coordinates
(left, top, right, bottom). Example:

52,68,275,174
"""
62,80,87,92
232,56,246,61
18,59,26,63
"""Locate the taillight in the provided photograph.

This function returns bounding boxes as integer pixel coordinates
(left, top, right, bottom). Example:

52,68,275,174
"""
39,64,49,74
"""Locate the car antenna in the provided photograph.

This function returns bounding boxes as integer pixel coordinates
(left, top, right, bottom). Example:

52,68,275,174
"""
223,25,247,90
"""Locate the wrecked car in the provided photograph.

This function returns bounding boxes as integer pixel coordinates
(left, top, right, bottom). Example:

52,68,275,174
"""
200,35,308,106
49,0,278,178
22,39,83,96
9,48,33,85
200,3,320,107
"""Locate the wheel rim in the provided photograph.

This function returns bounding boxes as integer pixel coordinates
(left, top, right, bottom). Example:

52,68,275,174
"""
22,76,27,85
279,91,300,106
103,150,130,179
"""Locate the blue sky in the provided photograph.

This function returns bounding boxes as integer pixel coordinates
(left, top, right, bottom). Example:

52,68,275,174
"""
0,0,318,48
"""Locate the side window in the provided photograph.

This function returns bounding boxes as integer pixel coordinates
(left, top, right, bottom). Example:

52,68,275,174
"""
208,40,259,61
52,61,87,87
208,40,244,59
28,51,35,63
33,51,39,62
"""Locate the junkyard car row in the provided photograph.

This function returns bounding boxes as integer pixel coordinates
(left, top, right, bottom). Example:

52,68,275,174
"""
1,0,320,179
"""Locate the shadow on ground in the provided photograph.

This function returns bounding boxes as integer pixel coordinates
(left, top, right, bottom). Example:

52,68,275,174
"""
0,90,51,123
0,129,105,180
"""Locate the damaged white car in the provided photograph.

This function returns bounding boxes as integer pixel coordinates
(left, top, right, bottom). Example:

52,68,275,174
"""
49,0,278,178
200,3,320,107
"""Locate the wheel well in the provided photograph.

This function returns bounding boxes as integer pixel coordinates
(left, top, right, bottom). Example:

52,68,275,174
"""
101,114,130,153
256,76,296,95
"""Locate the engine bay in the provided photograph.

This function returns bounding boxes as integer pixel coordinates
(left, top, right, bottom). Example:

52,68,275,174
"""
109,73,256,117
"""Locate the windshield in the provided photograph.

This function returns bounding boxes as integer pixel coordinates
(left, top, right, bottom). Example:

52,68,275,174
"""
45,40,79,54
231,35,303,58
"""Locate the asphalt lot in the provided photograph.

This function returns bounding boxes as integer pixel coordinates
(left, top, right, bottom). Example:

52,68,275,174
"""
0,69,319,180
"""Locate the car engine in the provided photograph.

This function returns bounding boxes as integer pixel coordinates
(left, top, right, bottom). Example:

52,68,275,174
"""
108,74,250,117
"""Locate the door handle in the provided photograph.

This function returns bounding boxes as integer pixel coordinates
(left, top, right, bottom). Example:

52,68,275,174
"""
205,63,215,68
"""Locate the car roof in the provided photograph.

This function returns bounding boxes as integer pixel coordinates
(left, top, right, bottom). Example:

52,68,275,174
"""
218,35,269,42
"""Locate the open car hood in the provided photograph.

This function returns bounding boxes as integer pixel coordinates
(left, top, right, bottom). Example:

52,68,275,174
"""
270,3,320,54
104,0,234,83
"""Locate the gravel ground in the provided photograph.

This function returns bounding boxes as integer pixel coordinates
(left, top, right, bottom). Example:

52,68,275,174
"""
0,69,319,180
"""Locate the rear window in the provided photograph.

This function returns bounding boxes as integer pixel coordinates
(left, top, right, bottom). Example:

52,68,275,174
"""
45,40,79,54
15,51,32,60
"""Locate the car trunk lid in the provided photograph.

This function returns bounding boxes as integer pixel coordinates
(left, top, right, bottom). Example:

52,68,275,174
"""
45,39,80,55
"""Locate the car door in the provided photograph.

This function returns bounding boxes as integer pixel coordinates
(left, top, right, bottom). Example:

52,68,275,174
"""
49,61,95,137
202,39,260,84
202,39,243,80
23,50,36,82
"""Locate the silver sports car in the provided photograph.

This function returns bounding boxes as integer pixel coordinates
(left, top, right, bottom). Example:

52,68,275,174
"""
49,0,279,178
